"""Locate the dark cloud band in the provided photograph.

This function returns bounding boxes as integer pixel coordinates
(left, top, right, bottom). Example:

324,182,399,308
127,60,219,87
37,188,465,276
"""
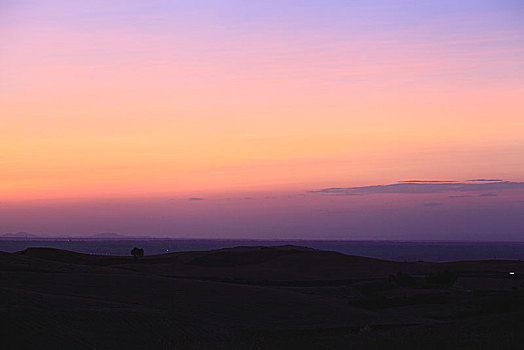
311,180,524,196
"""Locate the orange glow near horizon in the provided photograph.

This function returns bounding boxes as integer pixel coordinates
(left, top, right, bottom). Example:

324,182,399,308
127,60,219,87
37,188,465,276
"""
1,1,524,204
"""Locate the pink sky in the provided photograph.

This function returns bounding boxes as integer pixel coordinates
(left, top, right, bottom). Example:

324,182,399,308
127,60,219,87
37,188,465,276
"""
1,1,523,239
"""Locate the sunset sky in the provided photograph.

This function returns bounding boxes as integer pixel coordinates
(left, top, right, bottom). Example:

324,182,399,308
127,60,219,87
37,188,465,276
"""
1,1,523,239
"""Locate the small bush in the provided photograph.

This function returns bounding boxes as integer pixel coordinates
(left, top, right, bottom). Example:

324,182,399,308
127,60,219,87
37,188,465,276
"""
131,247,144,259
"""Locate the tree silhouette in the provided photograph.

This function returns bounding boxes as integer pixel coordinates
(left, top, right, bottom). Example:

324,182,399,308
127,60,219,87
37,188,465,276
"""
131,247,144,259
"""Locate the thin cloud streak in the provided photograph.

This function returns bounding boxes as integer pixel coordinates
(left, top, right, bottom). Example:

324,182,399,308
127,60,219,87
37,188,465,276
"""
468,179,503,182
311,180,524,196
423,202,443,207
399,180,457,183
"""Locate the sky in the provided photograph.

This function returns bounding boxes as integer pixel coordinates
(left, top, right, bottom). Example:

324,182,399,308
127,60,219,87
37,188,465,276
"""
1,0,523,239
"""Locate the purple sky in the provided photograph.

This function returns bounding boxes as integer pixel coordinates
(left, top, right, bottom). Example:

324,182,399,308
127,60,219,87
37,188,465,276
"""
1,1,523,240
2,180,523,240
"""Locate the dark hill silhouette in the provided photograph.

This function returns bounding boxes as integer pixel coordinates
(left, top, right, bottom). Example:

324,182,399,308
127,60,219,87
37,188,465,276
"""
15,245,524,283
186,245,315,266
1,246,523,349
18,247,132,266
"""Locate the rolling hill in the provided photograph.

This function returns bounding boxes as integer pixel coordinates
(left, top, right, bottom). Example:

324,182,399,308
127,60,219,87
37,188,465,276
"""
1,245,523,349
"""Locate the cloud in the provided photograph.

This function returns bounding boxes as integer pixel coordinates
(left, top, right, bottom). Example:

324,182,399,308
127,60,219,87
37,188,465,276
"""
423,202,443,207
310,180,524,196
467,179,503,182
448,195,473,198
188,197,204,201
479,193,497,197
399,180,457,183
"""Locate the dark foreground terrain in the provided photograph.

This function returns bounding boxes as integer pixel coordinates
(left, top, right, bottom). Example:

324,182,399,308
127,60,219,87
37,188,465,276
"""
1,245,523,349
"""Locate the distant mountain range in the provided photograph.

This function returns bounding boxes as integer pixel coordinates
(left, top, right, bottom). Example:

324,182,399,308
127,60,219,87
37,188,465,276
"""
89,232,132,238
0,232,39,238
0,232,151,239
87,232,151,239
